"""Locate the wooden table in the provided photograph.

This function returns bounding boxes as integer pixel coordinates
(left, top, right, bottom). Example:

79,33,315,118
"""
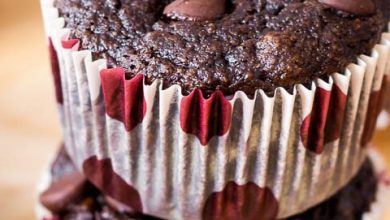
0,1,388,219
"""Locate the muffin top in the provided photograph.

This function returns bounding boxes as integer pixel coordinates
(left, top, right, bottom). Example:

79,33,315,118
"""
54,0,388,96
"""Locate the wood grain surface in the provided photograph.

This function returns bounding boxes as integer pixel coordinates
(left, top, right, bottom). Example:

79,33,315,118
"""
0,1,388,219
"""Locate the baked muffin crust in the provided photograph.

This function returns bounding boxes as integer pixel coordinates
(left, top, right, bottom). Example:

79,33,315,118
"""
54,0,388,96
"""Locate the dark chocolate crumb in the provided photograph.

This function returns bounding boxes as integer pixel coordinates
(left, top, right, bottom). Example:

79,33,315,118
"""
54,0,388,97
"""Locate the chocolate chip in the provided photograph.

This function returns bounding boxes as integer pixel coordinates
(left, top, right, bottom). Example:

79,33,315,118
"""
163,0,226,21
40,171,88,213
320,0,376,15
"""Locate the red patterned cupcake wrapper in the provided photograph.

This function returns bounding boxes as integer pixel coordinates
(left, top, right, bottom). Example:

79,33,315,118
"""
362,149,390,220
381,37,390,125
41,0,390,218
36,148,390,220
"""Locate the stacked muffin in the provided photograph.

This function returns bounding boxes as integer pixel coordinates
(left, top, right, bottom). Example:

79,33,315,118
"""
38,0,390,219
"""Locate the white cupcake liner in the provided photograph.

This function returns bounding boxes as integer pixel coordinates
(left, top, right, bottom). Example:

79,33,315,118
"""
35,149,58,220
41,0,390,218
377,111,390,129
363,149,390,220
377,75,390,130
36,148,390,220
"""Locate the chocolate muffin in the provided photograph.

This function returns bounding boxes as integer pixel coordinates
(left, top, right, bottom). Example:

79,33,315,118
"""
40,0,390,219
40,146,379,220
53,0,388,96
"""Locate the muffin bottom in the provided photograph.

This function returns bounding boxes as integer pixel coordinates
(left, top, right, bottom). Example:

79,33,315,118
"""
40,146,378,220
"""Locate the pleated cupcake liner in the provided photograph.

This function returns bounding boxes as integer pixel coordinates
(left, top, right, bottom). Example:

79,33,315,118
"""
363,149,390,220
377,76,390,129
41,0,390,218
36,148,390,220
35,147,62,220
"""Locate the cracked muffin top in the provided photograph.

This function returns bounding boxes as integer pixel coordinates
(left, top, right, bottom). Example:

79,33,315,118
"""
54,0,389,96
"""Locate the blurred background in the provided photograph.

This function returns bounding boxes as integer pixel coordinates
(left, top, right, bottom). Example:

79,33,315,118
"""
0,0,61,219
0,0,389,219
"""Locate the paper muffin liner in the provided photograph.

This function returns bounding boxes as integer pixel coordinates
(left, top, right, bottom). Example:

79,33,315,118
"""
376,111,390,129
363,149,390,220
35,147,390,220
35,147,62,220
41,0,390,218
377,75,390,129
